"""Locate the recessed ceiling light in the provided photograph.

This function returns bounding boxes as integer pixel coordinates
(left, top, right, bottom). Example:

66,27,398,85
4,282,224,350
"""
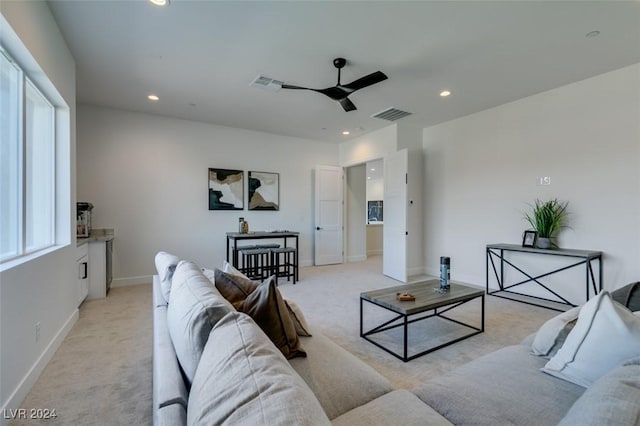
371,168,375,171
440,90,451,97
586,30,600,38
147,94,159,101
342,131,350,135
367,177,371,180
149,0,170,6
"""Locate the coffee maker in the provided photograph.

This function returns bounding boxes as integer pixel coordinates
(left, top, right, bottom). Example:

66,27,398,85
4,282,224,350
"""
77,202,93,237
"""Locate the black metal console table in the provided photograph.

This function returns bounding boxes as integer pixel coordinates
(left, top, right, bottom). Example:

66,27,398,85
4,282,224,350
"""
486,243,602,311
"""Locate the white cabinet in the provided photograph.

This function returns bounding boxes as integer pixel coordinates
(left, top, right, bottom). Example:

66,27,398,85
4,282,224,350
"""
88,241,107,300
76,243,89,305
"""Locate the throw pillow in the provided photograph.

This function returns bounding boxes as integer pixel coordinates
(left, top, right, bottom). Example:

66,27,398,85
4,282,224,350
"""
167,261,234,385
212,268,259,307
612,281,640,312
202,267,312,338
222,260,245,277
154,251,180,303
237,276,306,359
285,299,312,337
187,312,329,426
531,306,581,357
542,291,640,388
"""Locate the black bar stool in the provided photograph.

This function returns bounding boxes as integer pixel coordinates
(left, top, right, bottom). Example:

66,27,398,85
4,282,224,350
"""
239,247,271,280
270,247,297,285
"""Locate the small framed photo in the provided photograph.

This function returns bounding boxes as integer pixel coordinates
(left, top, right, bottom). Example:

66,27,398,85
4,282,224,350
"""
522,230,537,248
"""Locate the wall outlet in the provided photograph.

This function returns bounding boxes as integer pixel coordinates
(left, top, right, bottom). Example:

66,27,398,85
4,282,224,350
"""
537,176,551,186
35,322,41,342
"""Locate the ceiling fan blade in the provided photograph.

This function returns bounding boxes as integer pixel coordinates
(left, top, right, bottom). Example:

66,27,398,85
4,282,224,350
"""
343,71,388,92
339,98,357,112
281,83,313,90
316,86,349,101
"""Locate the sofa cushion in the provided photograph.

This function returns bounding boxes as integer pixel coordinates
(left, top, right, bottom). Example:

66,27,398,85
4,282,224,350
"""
531,306,580,357
167,261,234,384
154,251,180,303
156,402,187,426
331,390,452,426
290,330,394,420
542,291,640,387
558,358,640,426
153,302,188,409
237,276,306,359
412,344,584,426
187,312,330,426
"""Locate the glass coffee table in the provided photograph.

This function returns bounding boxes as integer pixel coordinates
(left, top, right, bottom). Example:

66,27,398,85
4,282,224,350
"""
360,280,484,362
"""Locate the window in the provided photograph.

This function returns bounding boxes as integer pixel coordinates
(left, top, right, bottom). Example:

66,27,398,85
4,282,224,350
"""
1,48,56,262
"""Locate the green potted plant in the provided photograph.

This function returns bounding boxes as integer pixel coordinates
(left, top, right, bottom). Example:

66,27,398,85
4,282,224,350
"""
524,198,569,249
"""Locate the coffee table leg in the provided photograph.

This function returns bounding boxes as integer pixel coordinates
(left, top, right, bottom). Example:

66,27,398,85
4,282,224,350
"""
403,315,408,362
360,298,364,337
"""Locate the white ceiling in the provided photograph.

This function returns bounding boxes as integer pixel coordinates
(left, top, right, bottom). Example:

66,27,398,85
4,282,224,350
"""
46,1,640,143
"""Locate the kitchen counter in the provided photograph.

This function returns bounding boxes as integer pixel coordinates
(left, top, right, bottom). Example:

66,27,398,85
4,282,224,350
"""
76,228,114,247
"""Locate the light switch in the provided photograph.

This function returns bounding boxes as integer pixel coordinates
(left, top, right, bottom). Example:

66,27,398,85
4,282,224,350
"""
537,176,551,186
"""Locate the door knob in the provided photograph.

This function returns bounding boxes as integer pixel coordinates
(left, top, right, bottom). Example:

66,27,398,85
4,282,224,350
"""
316,227,322,231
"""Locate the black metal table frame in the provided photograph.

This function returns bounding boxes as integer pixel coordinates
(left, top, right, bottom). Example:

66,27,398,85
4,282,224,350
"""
226,232,299,281
360,293,484,362
486,244,602,311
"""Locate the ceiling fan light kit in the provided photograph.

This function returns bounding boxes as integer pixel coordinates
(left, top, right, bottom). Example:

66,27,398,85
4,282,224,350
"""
280,57,388,112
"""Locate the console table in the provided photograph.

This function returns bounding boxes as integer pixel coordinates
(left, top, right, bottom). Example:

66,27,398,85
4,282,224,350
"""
226,231,299,281
486,243,602,311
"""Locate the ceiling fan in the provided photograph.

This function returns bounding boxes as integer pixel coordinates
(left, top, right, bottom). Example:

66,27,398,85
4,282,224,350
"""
281,58,388,112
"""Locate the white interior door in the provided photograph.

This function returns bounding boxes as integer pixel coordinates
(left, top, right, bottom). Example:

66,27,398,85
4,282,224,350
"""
383,149,408,282
315,165,344,265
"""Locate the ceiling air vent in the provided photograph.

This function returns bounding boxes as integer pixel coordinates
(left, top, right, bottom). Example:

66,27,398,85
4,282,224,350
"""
371,107,412,121
250,75,283,92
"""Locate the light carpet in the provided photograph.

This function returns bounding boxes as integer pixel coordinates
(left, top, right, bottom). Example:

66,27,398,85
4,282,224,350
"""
13,256,555,425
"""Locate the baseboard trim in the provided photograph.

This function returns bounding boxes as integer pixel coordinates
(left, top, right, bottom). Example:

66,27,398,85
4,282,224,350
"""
111,275,152,287
366,250,383,256
408,266,426,276
347,255,367,263
0,309,78,426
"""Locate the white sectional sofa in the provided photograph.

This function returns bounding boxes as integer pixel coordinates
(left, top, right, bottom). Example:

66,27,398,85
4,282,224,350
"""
153,253,640,425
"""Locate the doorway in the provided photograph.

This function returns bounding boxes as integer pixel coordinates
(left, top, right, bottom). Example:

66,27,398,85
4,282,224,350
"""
345,159,384,263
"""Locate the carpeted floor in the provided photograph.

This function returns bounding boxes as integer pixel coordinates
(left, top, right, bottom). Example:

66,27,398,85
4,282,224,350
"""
13,256,556,425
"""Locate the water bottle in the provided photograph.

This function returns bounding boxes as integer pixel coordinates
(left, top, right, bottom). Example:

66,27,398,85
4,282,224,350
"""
439,257,450,290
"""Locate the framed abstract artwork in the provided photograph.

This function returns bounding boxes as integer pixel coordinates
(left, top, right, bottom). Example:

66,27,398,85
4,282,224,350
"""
248,171,279,211
208,168,244,210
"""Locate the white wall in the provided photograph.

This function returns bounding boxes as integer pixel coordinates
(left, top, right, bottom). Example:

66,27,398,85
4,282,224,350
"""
76,105,338,283
423,63,640,302
339,124,397,167
0,2,76,421
346,165,367,262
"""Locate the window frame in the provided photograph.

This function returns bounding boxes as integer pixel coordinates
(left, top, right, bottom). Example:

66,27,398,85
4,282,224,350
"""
1,46,57,264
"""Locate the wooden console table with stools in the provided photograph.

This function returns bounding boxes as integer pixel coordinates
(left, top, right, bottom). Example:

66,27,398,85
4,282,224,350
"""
226,231,299,282
486,243,603,311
